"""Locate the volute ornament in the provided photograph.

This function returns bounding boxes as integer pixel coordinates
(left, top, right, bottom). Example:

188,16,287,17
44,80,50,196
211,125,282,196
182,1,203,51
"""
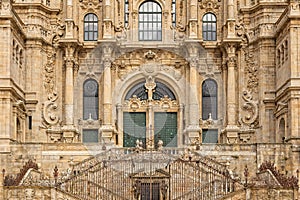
240,90,259,128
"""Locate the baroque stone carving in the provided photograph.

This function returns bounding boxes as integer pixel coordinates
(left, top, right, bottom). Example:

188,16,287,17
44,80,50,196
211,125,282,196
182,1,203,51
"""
239,47,259,130
198,0,221,12
79,0,102,10
41,51,60,128
113,49,185,81
240,91,259,128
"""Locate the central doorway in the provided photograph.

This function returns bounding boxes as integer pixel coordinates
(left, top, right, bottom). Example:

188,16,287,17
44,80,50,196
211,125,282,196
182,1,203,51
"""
121,79,180,148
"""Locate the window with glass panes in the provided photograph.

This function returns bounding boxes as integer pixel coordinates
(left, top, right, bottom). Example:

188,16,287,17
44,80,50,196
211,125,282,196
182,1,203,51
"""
139,1,162,41
83,79,99,120
202,13,217,41
171,0,176,27
202,79,217,120
84,13,98,41
82,129,99,143
202,129,218,143
124,0,129,27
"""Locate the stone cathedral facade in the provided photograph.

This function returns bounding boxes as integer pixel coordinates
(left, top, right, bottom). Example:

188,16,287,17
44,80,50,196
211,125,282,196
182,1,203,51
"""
0,0,300,199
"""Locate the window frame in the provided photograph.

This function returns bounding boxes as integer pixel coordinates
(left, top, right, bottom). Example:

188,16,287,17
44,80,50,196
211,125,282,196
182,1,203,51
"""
84,13,98,41
83,78,99,120
202,79,218,120
138,1,162,41
202,13,217,41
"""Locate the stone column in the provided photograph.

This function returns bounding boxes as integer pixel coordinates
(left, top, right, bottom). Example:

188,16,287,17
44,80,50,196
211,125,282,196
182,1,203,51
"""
186,58,201,145
101,58,114,143
224,44,239,143
62,46,78,142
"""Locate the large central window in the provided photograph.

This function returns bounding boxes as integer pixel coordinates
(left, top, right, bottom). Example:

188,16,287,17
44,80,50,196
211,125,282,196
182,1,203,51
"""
139,1,162,41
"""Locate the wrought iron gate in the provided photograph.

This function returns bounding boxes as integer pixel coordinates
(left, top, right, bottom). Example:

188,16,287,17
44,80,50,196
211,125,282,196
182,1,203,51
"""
57,148,241,200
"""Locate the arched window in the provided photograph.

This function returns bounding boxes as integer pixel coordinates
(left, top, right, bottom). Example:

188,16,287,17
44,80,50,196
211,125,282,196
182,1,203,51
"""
139,1,162,41
84,13,98,41
83,79,99,120
125,81,176,100
202,79,217,120
202,13,217,41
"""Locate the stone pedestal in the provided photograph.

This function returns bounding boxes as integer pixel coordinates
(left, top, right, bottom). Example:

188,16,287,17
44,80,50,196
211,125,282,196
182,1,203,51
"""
101,125,114,144
223,125,239,144
186,125,201,145
62,125,79,143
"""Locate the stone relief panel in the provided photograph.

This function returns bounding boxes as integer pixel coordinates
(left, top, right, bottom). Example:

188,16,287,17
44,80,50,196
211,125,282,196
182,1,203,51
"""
112,49,187,81
237,46,259,143
41,50,61,130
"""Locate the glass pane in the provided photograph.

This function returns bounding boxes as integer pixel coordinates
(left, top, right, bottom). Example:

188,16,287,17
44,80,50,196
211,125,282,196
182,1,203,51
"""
83,129,98,143
154,112,177,147
123,112,146,148
139,1,162,41
202,129,218,143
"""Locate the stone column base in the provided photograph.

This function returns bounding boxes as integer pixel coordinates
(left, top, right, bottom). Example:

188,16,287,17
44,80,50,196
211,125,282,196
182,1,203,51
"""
101,125,114,145
185,125,201,146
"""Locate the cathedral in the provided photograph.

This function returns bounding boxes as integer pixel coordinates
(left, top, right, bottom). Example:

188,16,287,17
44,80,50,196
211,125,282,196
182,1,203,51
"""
0,0,300,199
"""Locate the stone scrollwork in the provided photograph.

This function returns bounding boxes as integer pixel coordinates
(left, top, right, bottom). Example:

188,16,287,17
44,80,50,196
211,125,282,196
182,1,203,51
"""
240,90,259,128
239,47,259,131
41,51,60,129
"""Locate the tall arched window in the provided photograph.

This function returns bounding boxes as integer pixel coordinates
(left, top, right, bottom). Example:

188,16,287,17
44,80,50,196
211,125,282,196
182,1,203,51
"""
139,1,162,41
202,79,217,120
84,13,98,41
83,79,99,120
202,13,217,41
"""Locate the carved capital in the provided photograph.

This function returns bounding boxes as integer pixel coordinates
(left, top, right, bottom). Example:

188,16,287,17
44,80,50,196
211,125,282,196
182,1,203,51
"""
227,56,236,68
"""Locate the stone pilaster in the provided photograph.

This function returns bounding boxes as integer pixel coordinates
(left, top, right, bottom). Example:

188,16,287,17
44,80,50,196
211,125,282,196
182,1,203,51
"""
65,0,75,39
188,0,198,38
226,0,236,38
103,0,113,38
